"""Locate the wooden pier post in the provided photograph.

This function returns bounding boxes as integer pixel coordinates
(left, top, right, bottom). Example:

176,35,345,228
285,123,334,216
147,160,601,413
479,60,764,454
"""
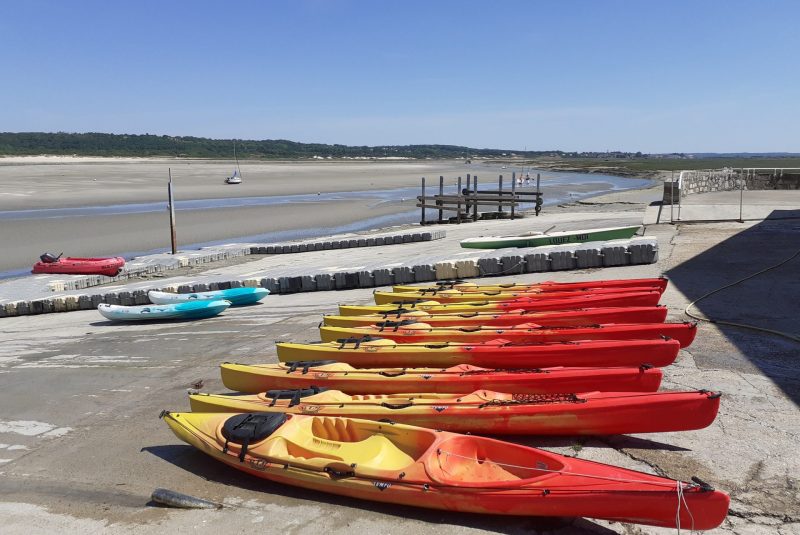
498,175,503,213
456,176,462,223
420,176,426,225
535,172,541,216
473,175,478,221
438,175,444,224
511,171,516,219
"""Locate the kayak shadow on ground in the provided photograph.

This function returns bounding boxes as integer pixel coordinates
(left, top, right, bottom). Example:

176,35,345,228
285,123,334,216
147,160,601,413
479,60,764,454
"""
500,434,690,452
142,443,620,534
88,316,234,327
665,209,800,407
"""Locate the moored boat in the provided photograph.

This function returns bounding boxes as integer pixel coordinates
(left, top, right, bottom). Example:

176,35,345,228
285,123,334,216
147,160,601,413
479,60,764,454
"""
162,411,729,529
319,321,698,347
32,255,125,276
276,337,681,368
220,361,664,395
460,225,641,249
148,287,269,307
188,388,721,435
97,299,231,322
322,306,668,328
338,290,663,316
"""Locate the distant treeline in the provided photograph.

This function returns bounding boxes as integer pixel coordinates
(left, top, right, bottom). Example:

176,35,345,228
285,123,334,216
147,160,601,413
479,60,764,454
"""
0,132,557,159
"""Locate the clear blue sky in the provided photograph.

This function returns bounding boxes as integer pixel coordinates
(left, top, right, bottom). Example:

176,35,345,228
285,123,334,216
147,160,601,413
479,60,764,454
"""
1,0,798,152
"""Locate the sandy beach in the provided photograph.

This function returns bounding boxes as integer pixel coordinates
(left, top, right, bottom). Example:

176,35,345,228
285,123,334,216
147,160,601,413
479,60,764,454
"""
0,158,651,273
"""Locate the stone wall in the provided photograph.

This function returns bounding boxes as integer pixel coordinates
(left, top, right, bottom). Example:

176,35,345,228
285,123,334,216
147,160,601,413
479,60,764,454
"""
677,169,800,198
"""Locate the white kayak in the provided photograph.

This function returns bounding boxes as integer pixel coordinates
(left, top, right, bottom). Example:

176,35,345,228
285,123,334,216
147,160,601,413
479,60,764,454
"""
147,287,269,307
97,300,231,322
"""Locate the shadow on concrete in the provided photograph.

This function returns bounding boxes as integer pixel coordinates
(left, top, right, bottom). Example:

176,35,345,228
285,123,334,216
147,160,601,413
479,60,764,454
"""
142,444,618,535
665,210,800,406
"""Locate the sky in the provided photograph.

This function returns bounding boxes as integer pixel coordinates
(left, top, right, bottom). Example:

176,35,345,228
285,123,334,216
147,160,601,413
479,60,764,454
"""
1,0,799,153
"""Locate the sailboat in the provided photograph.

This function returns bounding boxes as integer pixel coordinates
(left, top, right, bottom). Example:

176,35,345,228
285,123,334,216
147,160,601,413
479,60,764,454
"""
225,140,243,184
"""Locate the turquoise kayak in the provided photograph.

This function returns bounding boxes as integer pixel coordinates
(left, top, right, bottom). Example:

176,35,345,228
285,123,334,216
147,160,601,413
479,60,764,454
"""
147,287,269,307
460,225,641,250
97,299,231,322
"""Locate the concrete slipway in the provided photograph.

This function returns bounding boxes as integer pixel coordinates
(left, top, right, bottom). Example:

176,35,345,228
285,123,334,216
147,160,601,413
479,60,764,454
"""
0,191,798,534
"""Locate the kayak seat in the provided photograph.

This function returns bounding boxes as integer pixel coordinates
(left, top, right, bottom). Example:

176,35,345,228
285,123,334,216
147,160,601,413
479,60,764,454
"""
261,416,416,471
425,436,563,487
222,412,288,462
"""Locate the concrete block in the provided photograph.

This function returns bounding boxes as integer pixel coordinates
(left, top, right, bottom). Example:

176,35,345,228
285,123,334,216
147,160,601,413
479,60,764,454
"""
218,281,232,290
0,304,7,318
411,233,423,242
279,276,303,294
549,250,577,271
435,262,459,280
290,244,300,253
260,278,280,293
412,264,437,282
334,272,360,290
366,238,377,246
628,238,659,264
53,298,67,313
300,276,317,292
91,294,104,307
478,257,503,276
357,271,374,288
315,273,335,291
118,291,134,306
401,234,413,243
192,283,210,292
392,235,403,244
266,245,277,254
574,244,604,269
47,280,66,292
64,297,78,311
601,241,630,267
524,252,550,272
178,285,192,293
133,290,149,304
373,237,386,246
229,280,243,288
372,268,393,287
243,278,260,288
455,260,480,278
421,232,433,241
347,239,359,248
500,255,526,275
104,293,120,305
322,242,332,250
78,295,94,310
16,301,30,315
392,266,414,284
298,243,309,253
312,242,324,251
357,238,367,247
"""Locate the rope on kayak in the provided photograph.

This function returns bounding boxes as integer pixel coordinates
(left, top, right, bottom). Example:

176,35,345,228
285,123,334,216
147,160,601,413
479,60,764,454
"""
437,449,696,490
477,259,526,276
675,479,696,534
684,246,800,344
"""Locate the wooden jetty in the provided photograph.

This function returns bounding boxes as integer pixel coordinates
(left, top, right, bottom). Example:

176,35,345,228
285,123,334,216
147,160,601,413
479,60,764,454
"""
417,173,543,225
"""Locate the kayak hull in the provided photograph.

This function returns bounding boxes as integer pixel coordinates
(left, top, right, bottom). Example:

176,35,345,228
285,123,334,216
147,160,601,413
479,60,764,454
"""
392,277,669,294
97,299,230,321
319,322,698,348
188,389,721,435
220,362,664,395
323,306,669,328
163,412,729,529
459,225,641,249
338,291,663,315
32,256,124,276
372,286,662,305
276,338,681,368
148,287,269,306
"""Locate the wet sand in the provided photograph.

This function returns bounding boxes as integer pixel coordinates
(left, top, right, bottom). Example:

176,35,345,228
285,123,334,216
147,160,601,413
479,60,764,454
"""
0,158,650,273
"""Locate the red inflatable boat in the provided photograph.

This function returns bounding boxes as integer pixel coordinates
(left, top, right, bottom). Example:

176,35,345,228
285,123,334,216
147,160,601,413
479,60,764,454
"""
32,254,125,276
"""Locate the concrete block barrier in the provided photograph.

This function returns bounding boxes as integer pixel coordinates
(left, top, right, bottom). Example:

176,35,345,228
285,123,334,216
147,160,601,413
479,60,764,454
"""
357,271,374,288
628,238,659,264
574,243,604,269
500,255,526,275
477,258,503,276
393,267,414,284
602,242,630,267
314,274,334,291
412,264,437,282
372,269,393,287
455,260,480,278
300,276,317,292
434,262,458,280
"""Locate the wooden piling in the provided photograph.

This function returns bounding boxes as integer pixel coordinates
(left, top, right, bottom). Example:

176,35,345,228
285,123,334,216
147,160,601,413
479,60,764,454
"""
438,176,444,223
498,175,503,213
473,175,479,221
511,171,516,219
420,177,426,225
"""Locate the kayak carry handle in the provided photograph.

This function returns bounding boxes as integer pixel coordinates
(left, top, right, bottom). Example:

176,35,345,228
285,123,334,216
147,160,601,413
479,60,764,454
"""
381,401,414,410
378,370,407,377
690,476,715,492
336,336,383,349
377,319,418,332
285,360,338,374
266,386,327,407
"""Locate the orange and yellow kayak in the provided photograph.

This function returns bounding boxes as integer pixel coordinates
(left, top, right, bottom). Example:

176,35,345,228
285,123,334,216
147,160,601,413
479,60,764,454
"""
373,286,662,305
319,322,698,348
323,306,668,328
163,412,729,529
338,290,662,316
276,337,681,368
188,388,721,436
392,277,669,294
220,361,664,395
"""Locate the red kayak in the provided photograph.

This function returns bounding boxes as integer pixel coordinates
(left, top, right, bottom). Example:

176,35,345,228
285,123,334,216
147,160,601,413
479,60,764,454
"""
320,321,698,348
323,306,669,328
32,256,125,276
339,290,664,315
220,362,664,395
276,337,682,368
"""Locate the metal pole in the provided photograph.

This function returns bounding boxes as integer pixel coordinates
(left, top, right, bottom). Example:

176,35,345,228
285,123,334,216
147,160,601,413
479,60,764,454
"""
168,168,177,254
420,176,426,225
670,171,674,224
739,168,745,222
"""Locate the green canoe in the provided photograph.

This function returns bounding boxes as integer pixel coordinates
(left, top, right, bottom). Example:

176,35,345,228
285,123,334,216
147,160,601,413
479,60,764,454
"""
460,225,641,250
